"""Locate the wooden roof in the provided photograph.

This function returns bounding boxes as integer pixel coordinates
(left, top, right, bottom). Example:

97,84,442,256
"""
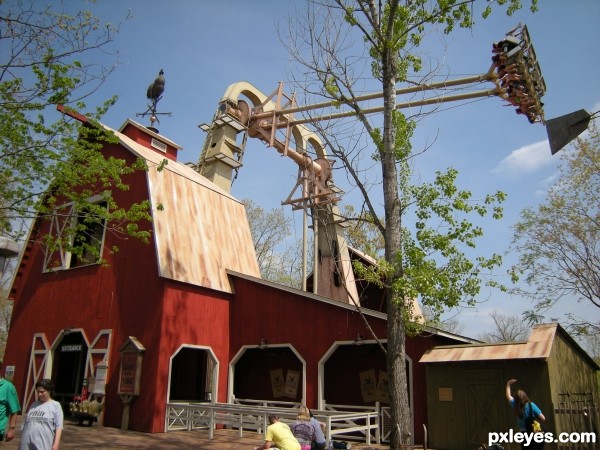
109,120,261,293
419,322,599,369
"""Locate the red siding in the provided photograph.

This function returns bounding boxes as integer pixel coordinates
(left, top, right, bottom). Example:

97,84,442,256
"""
4,144,164,432
230,278,388,405
120,123,178,161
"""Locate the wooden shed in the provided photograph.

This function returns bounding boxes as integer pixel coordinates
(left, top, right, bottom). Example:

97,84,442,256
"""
420,323,599,450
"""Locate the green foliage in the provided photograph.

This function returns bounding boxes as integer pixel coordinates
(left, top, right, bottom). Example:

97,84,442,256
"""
0,0,150,256
396,168,505,321
342,0,534,82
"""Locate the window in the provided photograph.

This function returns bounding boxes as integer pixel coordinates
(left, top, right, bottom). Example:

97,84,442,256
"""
43,196,108,271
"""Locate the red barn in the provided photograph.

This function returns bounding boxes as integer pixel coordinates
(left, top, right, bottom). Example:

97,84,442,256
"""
4,111,473,444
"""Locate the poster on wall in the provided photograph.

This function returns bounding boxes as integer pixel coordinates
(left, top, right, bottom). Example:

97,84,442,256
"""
118,352,138,395
271,369,285,398
284,369,300,399
359,369,377,402
376,371,390,404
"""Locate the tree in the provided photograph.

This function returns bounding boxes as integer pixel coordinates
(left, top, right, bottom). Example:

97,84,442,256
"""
511,122,600,334
341,204,385,258
577,325,600,359
477,310,529,343
0,257,17,360
0,291,13,360
420,304,465,335
282,1,534,446
0,0,150,261
243,199,309,288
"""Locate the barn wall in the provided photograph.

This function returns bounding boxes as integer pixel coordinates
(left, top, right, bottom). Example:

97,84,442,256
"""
229,277,388,408
4,144,166,432
151,281,232,427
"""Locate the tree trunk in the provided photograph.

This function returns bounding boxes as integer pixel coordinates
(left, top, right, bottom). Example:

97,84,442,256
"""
387,293,411,445
381,37,412,447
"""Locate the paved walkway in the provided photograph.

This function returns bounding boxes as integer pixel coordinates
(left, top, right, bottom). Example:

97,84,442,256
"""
4,416,264,449
4,416,389,449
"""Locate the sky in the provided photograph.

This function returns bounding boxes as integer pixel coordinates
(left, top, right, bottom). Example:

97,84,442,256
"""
28,0,600,340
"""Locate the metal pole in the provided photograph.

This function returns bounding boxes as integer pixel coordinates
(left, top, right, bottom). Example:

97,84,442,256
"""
313,218,318,295
288,87,500,126
252,70,494,120
301,202,308,292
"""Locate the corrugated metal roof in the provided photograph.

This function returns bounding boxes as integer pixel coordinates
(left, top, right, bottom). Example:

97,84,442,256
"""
419,323,558,363
110,123,261,293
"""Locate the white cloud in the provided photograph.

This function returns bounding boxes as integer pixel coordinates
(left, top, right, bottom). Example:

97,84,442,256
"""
532,172,559,198
539,172,559,187
493,140,553,177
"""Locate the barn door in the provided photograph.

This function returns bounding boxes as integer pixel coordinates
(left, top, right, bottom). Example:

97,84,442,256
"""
465,369,504,450
23,333,51,411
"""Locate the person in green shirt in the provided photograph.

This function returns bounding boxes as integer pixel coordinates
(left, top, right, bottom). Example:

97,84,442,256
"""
0,367,21,442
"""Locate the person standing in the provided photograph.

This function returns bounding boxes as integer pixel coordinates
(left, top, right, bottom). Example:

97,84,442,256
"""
506,379,545,450
18,379,63,450
0,368,20,442
257,415,301,450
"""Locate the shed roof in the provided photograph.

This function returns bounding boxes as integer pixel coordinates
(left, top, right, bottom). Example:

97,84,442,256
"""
420,322,599,369
108,121,261,293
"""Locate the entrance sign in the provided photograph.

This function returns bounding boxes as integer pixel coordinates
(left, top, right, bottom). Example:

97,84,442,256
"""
118,336,145,396
117,337,145,430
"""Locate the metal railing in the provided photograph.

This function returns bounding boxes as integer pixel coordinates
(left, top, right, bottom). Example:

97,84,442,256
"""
165,401,381,444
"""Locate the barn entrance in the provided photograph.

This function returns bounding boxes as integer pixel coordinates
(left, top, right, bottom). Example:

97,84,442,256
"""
169,346,217,402
52,331,88,413
232,345,304,403
323,342,391,407
321,341,416,443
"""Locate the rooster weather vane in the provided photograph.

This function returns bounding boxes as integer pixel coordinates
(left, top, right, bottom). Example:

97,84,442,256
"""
136,69,172,132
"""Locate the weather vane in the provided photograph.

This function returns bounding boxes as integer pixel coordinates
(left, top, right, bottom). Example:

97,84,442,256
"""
136,69,172,132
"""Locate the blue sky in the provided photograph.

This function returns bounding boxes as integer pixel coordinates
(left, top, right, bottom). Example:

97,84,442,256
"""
49,0,600,339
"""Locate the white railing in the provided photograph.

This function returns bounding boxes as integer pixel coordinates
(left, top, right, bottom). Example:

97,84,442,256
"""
323,402,381,444
233,398,302,409
165,401,381,444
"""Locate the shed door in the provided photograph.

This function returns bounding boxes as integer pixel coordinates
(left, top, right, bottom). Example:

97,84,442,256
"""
465,370,504,449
